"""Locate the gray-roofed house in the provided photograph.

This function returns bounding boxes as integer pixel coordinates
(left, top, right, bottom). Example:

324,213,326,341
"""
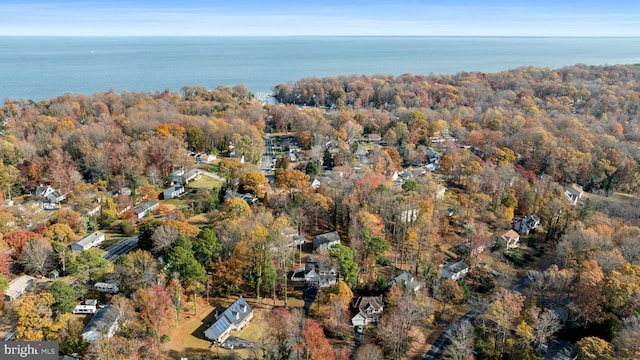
81,305,119,342
313,231,341,251
204,297,254,344
441,261,469,281
290,261,338,287
134,200,159,220
70,231,106,253
544,340,577,360
391,271,422,293
170,168,200,185
564,183,584,205
162,185,185,200
4,275,35,301
351,296,384,326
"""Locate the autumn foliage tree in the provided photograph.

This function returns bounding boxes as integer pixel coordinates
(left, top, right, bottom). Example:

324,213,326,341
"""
14,293,57,341
133,284,174,343
302,318,334,360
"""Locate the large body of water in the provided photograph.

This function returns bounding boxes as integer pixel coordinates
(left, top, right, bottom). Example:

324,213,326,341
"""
1,36,640,101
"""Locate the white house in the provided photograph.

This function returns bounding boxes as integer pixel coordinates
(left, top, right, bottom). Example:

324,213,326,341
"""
391,271,422,293
312,231,341,251
441,261,469,281
195,153,217,164
35,185,66,203
162,185,185,200
564,183,584,205
500,230,521,249
70,232,106,253
204,297,254,344
3,275,35,301
82,305,119,342
170,168,200,185
134,200,159,220
351,296,384,326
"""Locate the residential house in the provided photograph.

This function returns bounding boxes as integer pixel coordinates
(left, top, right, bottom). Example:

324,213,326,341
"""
134,200,159,220
4,275,35,301
269,227,305,252
513,214,541,235
70,231,106,253
564,183,584,205
391,271,422,293
311,178,321,190
313,231,341,251
441,261,469,281
162,185,185,200
351,296,384,326
500,230,521,249
195,153,217,164
290,261,338,287
204,297,254,344
366,133,382,143
399,207,419,224
35,185,66,203
170,168,200,185
544,340,578,360
81,305,119,342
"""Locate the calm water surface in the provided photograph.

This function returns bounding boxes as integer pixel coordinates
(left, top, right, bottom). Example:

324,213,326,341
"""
1,37,639,101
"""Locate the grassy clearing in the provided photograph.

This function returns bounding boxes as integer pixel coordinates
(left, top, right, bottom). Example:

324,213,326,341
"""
188,176,223,189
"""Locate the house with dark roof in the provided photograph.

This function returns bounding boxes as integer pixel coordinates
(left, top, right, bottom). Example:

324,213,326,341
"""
351,296,384,326
70,231,106,253
81,305,119,342
35,185,66,203
544,340,577,360
513,214,541,235
441,261,469,281
204,297,254,344
290,261,338,287
313,231,341,251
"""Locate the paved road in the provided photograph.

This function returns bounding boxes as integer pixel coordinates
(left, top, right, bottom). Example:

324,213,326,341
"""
259,136,275,172
423,274,531,359
102,237,138,263
0,330,15,341
423,304,486,360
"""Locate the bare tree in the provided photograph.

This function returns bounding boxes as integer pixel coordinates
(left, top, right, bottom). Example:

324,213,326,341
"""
354,343,383,360
20,238,54,276
614,316,640,360
377,291,425,359
620,237,640,265
150,224,180,254
528,307,562,350
442,319,475,360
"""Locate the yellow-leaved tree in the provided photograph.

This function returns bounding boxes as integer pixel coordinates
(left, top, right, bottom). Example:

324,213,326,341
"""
15,293,58,341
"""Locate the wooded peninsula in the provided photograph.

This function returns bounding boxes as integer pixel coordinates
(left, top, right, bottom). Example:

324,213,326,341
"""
0,63,639,360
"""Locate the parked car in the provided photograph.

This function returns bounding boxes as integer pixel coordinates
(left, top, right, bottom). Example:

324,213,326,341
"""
220,342,234,349
356,325,364,334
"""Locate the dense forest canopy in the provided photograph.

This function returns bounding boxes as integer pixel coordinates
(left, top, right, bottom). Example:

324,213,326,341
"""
0,64,640,359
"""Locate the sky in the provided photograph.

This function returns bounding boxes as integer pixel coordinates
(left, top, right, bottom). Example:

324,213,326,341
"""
2,0,640,37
